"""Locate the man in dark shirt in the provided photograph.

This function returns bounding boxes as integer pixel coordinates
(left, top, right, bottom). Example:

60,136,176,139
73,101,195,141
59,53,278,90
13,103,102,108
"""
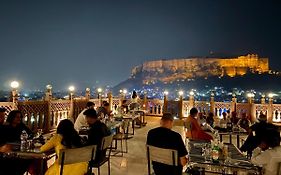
84,108,111,163
240,114,279,156
0,107,7,145
146,113,188,175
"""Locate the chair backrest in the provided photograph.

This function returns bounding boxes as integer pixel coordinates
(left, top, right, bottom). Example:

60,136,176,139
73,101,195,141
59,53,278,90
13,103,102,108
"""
101,135,113,150
58,145,97,165
278,162,281,175
147,145,178,166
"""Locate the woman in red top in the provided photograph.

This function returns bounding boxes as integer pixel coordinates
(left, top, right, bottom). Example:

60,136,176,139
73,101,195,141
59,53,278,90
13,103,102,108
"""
185,108,213,141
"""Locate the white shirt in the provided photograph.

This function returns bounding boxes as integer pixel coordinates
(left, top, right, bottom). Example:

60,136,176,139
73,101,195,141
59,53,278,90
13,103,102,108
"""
74,109,88,131
251,146,281,175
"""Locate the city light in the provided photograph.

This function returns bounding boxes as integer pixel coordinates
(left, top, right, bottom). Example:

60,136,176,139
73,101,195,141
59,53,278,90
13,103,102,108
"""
68,86,75,92
10,81,19,89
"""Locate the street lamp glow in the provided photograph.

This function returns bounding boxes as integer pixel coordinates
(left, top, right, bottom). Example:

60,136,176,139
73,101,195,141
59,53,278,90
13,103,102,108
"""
178,91,184,96
123,89,127,94
164,91,169,95
68,86,75,92
268,93,275,98
247,93,254,98
46,84,52,90
10,81,19,89
119,89,123,93
86,88,90,91
189,91,194,96
97,88,102,93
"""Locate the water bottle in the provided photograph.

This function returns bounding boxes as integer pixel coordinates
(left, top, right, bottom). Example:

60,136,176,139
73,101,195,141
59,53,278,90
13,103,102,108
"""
20,130,28,151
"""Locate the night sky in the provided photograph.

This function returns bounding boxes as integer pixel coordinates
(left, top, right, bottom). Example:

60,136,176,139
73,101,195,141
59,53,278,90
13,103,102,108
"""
0,0,280,90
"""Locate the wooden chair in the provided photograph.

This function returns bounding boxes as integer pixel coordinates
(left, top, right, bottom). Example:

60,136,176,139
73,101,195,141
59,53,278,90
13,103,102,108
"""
58,145,97,175
112,119,130,156
146,145,178,175
92,135,114,175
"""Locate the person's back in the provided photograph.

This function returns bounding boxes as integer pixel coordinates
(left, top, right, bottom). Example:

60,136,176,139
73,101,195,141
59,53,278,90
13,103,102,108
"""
40,119,87,175
84,109,111,163
147,113,187,175
74,102,95,131
251,128,281,175
147,127,187,175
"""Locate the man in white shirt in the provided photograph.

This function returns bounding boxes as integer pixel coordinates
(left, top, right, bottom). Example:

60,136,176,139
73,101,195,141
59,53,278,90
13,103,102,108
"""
251,128,281,175
74,101,95,131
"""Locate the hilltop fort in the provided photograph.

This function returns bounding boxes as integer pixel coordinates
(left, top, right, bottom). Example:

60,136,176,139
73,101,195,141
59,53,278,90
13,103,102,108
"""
131,54,269,85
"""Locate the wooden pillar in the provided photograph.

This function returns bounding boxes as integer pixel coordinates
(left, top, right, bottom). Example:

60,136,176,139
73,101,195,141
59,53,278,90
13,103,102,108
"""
108,92,113,111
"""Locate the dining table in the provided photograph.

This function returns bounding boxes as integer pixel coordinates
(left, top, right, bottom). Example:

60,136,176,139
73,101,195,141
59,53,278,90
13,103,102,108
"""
1,143,55,175
186,139,261,174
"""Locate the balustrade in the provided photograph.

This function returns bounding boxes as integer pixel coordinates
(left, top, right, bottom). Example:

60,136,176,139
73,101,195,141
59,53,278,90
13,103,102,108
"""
1,92,281,133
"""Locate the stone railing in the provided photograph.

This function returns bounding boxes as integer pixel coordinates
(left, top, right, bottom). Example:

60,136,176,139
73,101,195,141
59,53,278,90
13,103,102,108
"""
1,89,281,133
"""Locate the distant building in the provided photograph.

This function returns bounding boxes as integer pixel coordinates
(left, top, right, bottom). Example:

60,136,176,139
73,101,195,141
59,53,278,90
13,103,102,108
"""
131,54,269,85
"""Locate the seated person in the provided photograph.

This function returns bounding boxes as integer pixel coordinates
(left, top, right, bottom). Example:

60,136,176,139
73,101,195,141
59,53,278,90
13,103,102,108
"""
237,113,251,131
5,110,32,142
251,128,281,175
146,113,188,175
40,119,87,175
74,101,95,131
84,109,111,163
185,108,213,141
0,107,8,145
97,102,112,120
219,112,228,129
0,109,32,175
206,112,214,127
240,114,279,156
197,112,206,128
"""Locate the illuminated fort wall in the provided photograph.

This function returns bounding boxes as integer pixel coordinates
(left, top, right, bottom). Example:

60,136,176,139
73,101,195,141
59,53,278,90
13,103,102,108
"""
131,54,269,84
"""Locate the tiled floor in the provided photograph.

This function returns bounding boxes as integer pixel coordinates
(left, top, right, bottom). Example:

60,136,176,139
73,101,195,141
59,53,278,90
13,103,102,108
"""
93,116,160,175
93,116,248,175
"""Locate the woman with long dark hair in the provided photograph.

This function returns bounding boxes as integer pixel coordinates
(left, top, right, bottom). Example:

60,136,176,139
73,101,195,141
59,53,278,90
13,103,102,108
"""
40,119,87,175
5,110,32,142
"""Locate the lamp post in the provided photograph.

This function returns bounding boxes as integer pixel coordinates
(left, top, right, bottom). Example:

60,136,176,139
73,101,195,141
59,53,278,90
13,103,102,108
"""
68,86,75,121
45,84,52,101
97,88,102,106
178,90,184,119
10,81,19,108
163,90,168,113
268,93,275,123
247,93,255,104
189,90,195,108
68,86,75,100
210,92,215,115
85,88,90,100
